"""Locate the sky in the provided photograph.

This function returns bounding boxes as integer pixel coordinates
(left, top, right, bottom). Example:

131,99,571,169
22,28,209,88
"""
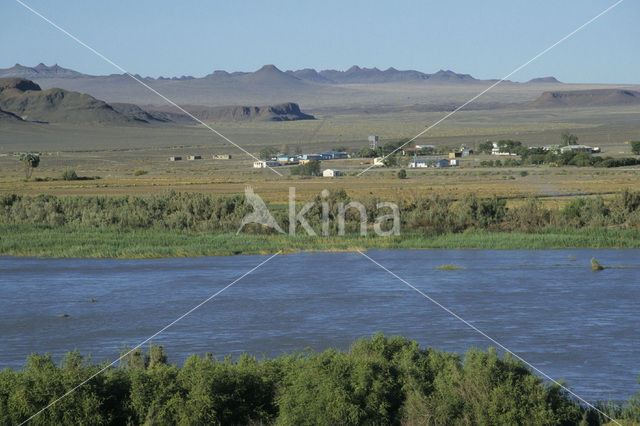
2,0,638,83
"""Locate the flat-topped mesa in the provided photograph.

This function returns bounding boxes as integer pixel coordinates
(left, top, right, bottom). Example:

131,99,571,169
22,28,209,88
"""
529,88,640,108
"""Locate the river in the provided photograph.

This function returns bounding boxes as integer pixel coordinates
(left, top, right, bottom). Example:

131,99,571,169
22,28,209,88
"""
0,249,638,402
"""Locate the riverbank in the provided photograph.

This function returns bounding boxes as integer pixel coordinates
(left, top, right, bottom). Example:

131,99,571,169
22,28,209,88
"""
1,225,639,258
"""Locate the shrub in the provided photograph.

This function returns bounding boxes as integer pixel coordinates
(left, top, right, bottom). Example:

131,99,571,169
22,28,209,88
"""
134,170,148,176
397,169,407,179
631,141,640,155
61,170,78,181
291,160,321,176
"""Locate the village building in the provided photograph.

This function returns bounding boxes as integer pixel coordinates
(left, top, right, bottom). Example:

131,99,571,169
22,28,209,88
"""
409,158,449,168
322,169,344,177
253,160,281,168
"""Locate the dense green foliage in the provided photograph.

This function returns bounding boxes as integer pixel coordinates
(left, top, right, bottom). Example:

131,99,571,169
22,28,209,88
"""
480,150,640,168
2,335,635,425
1,190,639,235
0,192,251,232
259,146,279,161
631,141,640,155
1,190,640,257
290,160,321,176
478,141,494,154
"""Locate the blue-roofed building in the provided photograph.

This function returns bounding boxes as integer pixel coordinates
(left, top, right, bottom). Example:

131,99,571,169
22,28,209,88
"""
317,151,348,160
276,155,300,164
300,154,323,160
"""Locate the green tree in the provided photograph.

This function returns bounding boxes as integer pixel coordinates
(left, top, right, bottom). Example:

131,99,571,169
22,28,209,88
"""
397,169,407,179
19,152,40,179
497,139,524,155
259,146,278,161
561,131,579,146
478,141,494,154
383,155,398,167
631,141,640,155
356,147,376,158
568,152,596,167
291,160,321,176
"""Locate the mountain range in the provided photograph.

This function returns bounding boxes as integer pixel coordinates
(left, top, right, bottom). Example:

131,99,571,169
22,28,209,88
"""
0,63,569,108
3,64,635,122
0,63,560,85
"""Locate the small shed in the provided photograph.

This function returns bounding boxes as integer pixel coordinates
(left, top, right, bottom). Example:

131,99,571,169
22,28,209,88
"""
450,159,459,166
213,154,232,160
169,156,182,161
187,155,202,161
323,169,344,177
449,152,462,159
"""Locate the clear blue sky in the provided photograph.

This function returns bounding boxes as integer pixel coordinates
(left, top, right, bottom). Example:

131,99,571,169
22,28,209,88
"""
2,0,638,83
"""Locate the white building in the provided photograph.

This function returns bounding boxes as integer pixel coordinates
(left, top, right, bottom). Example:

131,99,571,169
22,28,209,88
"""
323,169,344,177
253,160,281,168
409,158,449,168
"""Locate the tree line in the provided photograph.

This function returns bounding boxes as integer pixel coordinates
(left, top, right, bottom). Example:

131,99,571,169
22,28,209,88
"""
2,334,637,425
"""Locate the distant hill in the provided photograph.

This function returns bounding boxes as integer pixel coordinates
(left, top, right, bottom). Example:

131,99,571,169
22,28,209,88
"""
144,102,314,122
428,69,476,83
0,77,152,124
0,63,87,79
285,66,476,84
529,88,640,108
285,68,334,84
315,66,431,84
527,76,561,84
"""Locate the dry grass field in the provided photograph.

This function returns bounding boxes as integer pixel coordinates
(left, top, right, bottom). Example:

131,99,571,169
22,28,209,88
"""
1,102,638,204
